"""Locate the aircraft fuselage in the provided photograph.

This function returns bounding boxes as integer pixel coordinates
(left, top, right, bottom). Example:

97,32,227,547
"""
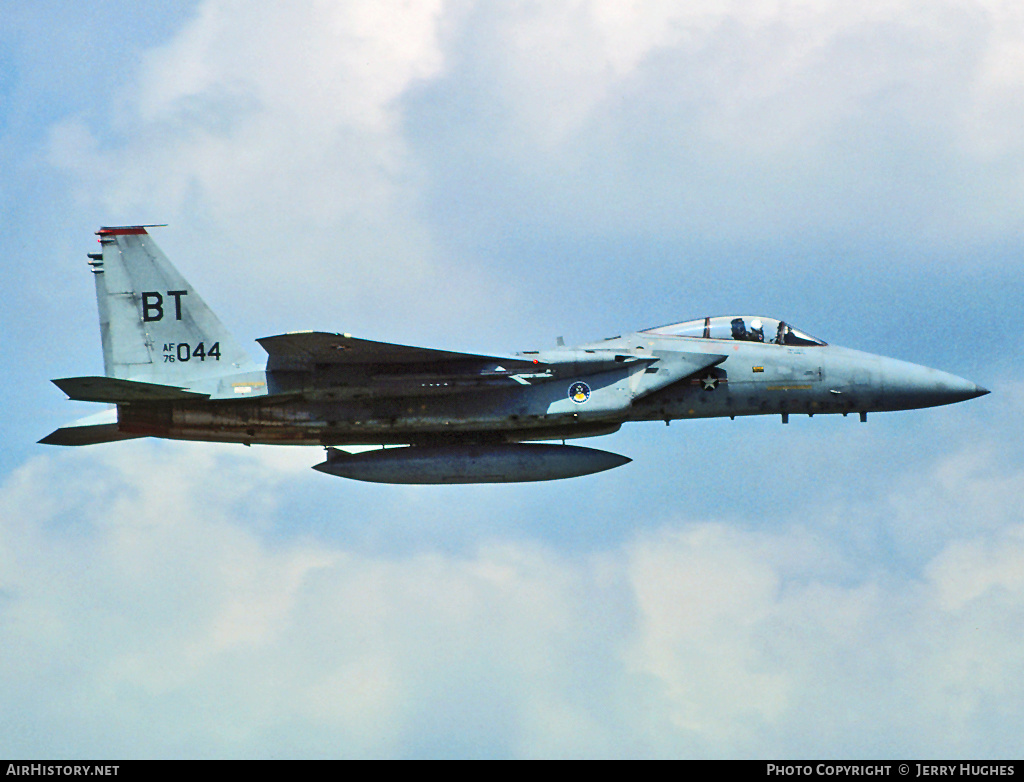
112,337,985,446
42,229,988,483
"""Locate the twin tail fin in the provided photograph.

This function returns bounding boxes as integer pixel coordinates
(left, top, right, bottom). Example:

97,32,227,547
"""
90,226,259,383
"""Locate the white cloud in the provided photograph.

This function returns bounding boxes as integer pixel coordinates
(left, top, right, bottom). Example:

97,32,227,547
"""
3,436,1024,757
42,0,1024,348
45,0,491,334
126,0,446,214
927,526,1024,611
623,521,1024,756
411,0,1024,247
19,2,1023,755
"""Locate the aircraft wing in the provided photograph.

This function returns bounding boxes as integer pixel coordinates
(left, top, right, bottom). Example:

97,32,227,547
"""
52,376,211,403
257,331,542,372
257,331,551,398
258,331,737,405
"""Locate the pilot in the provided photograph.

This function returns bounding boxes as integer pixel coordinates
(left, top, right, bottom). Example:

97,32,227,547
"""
775,321,788,345
749,319,765,342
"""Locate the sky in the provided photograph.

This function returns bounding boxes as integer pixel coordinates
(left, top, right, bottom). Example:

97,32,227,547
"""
1,0,1023,759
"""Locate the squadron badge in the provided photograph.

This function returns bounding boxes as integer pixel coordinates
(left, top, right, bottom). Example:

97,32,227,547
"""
568,381,591,404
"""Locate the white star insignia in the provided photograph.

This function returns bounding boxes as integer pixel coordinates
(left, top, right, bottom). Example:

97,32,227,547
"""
701,374,719,390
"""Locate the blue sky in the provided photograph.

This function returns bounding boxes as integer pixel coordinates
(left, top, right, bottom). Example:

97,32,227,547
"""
2,0,1023,758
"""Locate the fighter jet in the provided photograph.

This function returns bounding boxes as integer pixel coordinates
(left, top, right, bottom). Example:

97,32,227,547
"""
41,226,989,483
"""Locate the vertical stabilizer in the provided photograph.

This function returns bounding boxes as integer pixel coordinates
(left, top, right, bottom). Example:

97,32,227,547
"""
91,227,258,382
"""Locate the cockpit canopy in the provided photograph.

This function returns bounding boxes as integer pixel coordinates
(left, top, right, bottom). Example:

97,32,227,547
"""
642,316,826,346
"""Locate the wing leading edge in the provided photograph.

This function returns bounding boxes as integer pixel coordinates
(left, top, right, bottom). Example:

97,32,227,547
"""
52,376,211,403
257,331,542,371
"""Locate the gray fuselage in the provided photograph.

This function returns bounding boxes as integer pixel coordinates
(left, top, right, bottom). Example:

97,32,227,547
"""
114,333,986,446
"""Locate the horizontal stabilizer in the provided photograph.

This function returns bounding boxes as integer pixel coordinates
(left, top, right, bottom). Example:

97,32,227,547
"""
258,331,540,372
38,408,143,446
52,376,210,403
39,425,142,446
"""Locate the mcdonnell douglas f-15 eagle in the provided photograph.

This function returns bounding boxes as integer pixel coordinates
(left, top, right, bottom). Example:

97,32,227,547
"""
41,227,989,483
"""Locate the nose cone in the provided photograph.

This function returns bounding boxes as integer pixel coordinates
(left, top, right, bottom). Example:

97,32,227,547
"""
882,359,989,409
